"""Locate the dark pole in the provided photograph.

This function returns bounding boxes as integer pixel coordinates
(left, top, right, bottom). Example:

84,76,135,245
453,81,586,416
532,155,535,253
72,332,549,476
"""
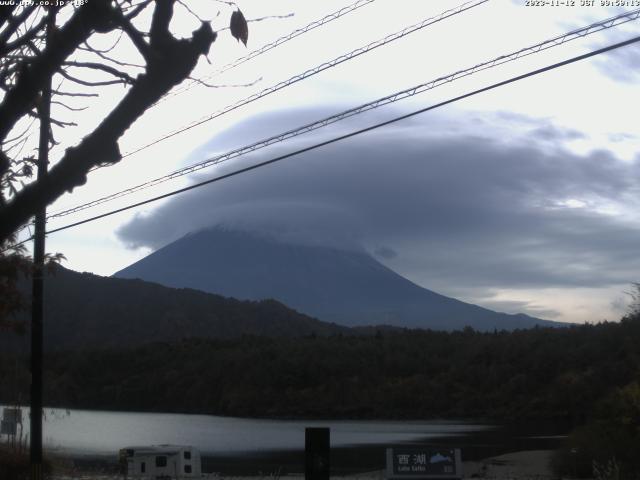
30,9,54,480
305,427,330,480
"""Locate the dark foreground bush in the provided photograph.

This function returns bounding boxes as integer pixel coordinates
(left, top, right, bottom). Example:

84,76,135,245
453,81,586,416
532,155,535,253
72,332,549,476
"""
0,445,51,480
551,422,640,478
551,382,640,479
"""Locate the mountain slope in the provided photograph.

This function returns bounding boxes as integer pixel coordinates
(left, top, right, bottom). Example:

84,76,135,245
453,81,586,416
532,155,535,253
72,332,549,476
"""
6,266,347,351
115,228,559,331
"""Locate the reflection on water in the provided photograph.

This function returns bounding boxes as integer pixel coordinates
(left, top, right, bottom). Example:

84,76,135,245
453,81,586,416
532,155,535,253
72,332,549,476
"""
33,407,489,455
4,407,568,474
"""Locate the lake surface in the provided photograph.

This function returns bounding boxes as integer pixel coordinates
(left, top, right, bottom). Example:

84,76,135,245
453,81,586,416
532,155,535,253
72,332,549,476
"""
5,407,566,474
30,407,488,455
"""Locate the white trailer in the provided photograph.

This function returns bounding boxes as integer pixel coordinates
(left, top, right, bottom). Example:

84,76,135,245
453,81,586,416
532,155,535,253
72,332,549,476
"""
119,445,202,479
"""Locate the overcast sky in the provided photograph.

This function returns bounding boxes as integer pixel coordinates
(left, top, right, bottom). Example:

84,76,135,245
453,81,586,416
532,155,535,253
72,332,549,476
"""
22,0,640,324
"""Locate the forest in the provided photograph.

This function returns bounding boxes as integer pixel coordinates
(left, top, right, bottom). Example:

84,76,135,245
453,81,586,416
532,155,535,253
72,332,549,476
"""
2,267,348,352
2,314,640,421
3,312,640,477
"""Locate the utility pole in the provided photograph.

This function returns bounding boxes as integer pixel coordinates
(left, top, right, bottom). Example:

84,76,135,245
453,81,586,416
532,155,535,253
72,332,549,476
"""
30,9,54,480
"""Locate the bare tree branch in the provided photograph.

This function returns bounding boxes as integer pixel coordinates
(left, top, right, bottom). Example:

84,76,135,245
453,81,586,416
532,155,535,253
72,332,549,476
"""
49,117,77,128
178,0,209,23
3,134,31,157
149,0,174,46
247,13,295,23
0,11,217,241
0,14,47,57
2,119,36,147
51,101,88,112
0,5,38,51
115,12,152,63
63,61,137,84
58,68,129,87
82,30,124,55
188,75,263,89
0,6,17,31
25,38,43,56
125,0,153,20
51,89,99,97
218,13,295,32
0,0,116,143
25,108,77,127
80,43,145,69
212,0,237,7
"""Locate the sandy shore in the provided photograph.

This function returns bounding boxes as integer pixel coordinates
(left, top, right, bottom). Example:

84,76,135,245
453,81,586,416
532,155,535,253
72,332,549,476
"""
50,449,555,480
462,450,553,479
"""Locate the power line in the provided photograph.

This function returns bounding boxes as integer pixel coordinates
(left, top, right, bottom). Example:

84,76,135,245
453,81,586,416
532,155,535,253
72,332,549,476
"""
120,0,489,158
5,33,635,252
47,7,640,221
166,0,379,99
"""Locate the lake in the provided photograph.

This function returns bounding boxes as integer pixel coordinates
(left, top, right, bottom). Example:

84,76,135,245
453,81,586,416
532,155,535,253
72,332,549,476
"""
5,407,567,474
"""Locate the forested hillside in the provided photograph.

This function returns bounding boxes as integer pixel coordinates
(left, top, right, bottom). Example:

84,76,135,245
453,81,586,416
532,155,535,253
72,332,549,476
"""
2,316,639,421
4,267,348,351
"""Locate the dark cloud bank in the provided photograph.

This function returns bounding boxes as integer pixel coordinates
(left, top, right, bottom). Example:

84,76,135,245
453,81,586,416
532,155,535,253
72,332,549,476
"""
117,108,640,315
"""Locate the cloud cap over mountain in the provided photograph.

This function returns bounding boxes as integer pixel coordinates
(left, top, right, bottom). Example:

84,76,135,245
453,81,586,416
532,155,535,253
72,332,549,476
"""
117,107,640,323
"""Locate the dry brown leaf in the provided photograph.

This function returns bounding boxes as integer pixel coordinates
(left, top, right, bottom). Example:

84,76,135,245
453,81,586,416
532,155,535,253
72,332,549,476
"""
230,9,248,46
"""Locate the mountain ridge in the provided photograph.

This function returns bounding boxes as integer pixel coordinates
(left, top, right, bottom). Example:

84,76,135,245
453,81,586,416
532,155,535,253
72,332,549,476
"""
3,266,350,352
114,227,560,331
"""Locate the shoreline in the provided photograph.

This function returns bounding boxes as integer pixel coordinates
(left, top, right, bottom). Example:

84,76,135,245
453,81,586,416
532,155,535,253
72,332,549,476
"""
48,450,555,480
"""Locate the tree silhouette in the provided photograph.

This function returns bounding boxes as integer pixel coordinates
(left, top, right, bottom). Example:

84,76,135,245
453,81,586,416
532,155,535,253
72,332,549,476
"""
0,1,253,327
0,1,227,244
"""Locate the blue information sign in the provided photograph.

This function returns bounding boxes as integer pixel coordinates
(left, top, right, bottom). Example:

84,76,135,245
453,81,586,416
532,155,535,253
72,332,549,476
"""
386,447,462,479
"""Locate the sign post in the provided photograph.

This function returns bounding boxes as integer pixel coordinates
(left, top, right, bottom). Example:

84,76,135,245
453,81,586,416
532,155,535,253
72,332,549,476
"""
386,447,462,480
305,427,330,480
